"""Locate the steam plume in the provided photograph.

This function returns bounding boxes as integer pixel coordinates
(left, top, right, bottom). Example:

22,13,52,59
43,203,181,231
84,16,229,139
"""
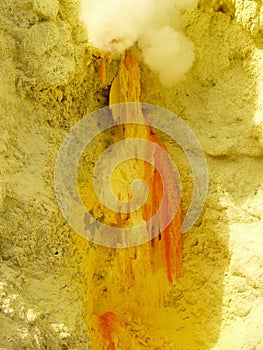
80,0,196,86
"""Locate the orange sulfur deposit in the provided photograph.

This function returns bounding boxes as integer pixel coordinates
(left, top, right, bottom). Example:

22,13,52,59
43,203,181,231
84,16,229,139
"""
98,311,118,350
109,50,182,284
144,127,183,285
81,51,183,349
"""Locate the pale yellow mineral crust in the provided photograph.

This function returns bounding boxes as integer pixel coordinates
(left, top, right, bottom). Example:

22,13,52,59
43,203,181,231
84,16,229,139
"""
1,1,263,349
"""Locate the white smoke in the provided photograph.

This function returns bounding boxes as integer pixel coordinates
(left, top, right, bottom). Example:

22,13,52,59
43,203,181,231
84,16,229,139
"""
80,0,196,86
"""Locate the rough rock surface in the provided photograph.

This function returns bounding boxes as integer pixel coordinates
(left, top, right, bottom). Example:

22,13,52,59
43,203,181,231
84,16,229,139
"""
0,0,263,349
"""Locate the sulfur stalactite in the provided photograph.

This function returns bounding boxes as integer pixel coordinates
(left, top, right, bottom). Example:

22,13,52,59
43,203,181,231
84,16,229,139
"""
85,51,183,349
